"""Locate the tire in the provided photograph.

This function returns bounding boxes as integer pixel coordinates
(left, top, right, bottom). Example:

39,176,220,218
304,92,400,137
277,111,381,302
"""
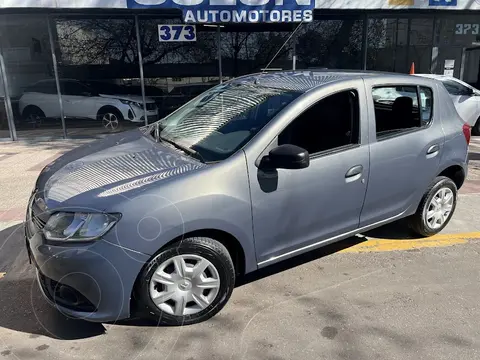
408,176,457,237
472,117,480,136
136,237,235,326
22,106,45,128
97,107,124,131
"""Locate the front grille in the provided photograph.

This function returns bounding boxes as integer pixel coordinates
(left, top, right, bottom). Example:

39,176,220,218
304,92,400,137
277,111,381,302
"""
27,192,48,233
146,103,156,111
31,200,47,230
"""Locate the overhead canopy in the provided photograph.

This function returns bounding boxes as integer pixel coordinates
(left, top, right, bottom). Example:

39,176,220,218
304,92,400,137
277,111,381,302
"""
0,0,478,24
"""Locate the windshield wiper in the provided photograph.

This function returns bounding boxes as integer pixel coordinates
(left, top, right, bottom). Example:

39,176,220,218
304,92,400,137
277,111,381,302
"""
158,134,205,163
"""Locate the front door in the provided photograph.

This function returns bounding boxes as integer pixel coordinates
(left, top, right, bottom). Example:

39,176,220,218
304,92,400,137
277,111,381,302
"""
246,86,370,266
61,81,95,119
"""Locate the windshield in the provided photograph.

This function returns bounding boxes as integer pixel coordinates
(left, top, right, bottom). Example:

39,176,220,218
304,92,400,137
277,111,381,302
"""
156,83,302,162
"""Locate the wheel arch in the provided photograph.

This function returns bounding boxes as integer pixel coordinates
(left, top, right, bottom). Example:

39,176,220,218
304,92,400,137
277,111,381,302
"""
96,105,123,120
437,164,466,190
22,104,45,118
130,228,248,317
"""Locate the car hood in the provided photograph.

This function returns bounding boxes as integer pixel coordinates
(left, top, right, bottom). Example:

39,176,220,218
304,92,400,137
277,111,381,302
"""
35,130,205,209
99,93,155,103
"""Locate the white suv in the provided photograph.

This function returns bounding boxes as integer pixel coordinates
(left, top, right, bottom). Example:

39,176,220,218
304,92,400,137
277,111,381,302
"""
19,79,159,130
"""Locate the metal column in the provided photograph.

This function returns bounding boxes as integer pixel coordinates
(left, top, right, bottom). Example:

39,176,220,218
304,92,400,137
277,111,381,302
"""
217,26,223,83
292,24,297,71
135,15,148,125
47,15,67,138
0,51,17,140
361,14,368,70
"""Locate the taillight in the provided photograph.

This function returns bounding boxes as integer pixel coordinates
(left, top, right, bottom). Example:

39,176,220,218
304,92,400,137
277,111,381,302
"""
462,123,471,145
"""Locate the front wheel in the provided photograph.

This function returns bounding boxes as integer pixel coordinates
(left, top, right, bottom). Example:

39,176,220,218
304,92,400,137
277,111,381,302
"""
408,176,457,237
136,237,235,326
98,108,124,131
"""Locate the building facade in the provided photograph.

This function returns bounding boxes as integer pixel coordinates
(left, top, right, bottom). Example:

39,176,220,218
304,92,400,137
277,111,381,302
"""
0,0,479,140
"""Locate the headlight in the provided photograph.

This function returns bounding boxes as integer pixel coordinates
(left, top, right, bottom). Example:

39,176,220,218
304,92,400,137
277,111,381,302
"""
43,212,120,242
120,99,142,108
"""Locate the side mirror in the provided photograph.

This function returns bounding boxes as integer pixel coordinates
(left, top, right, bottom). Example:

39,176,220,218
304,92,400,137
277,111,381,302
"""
263,144,310,170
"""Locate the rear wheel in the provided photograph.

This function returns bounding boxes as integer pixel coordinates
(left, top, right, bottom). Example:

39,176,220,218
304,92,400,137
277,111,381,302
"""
472,117,480,136
408,176,457,237
22,106,45,128
136,237,235,326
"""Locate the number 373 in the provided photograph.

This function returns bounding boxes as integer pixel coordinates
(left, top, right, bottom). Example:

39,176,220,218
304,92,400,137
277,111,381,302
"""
159,25,196,42
455,24,480,35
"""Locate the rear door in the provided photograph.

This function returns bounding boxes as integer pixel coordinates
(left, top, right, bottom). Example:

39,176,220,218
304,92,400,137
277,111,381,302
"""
33,81,60,118
359,80,444,227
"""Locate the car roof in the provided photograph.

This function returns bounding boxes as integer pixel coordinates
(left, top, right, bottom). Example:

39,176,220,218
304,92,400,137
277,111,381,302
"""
231,69,432,92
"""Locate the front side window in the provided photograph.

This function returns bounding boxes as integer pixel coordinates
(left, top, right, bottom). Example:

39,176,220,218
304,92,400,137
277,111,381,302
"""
372,85,425,139
63,81,90,96
156,83,302,162
278,90,360,155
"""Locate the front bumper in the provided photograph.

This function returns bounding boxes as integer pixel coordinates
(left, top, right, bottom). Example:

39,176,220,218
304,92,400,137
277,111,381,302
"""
122,104,158,123
25,200,150,322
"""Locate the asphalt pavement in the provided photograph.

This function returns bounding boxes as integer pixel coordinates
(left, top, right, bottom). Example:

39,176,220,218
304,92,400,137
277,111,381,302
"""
1,137,480,360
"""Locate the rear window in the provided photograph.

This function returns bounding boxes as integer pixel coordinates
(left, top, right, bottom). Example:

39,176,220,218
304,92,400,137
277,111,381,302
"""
372,85,433,140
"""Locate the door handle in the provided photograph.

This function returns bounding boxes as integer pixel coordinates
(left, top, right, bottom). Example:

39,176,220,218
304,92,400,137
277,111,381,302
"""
345,165,363,183
426,144,440,158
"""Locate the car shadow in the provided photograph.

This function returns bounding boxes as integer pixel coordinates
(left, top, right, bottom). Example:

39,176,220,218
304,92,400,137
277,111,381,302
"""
236,234,368,287
0,218,416,333
362,219,418,240
0,223,105,339
468,152,480,161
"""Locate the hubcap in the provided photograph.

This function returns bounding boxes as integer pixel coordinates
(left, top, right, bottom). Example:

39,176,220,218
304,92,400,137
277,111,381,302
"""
425,187,454,229
102,113,119,130
149,254,221,316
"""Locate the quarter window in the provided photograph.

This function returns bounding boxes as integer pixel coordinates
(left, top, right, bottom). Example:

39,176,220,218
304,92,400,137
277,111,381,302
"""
278,90,360,155
372,85,432,140
441,80,472,96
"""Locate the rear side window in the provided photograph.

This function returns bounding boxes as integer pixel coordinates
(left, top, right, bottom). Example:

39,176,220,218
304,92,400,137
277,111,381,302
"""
419,87,433,125
26,81,57,94
372,85,432,140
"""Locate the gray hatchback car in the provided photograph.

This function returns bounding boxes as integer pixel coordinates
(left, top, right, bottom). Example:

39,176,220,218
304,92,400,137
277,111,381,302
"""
26,71,470,325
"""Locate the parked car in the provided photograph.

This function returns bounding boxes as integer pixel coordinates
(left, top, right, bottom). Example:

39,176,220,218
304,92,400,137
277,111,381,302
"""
26,71,469,326
415,74,480,135
19,79,159,130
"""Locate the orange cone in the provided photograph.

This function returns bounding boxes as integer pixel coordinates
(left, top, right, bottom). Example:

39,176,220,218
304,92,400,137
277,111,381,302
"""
409,62,415,75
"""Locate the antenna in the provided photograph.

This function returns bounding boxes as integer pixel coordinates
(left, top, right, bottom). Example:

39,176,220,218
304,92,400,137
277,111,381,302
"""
262,21,304,73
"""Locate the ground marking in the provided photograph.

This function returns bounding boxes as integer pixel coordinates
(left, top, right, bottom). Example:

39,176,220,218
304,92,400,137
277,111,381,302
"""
340,231,480,253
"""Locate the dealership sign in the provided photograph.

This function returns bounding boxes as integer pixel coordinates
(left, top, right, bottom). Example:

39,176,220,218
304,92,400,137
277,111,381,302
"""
128,0,313,23
0,0,478,21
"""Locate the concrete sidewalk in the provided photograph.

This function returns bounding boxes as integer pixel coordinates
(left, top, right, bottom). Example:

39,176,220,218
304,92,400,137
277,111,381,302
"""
1,136,480,360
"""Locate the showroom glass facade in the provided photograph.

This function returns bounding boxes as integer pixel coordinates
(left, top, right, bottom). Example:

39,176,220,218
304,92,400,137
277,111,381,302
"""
0,11,479,140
